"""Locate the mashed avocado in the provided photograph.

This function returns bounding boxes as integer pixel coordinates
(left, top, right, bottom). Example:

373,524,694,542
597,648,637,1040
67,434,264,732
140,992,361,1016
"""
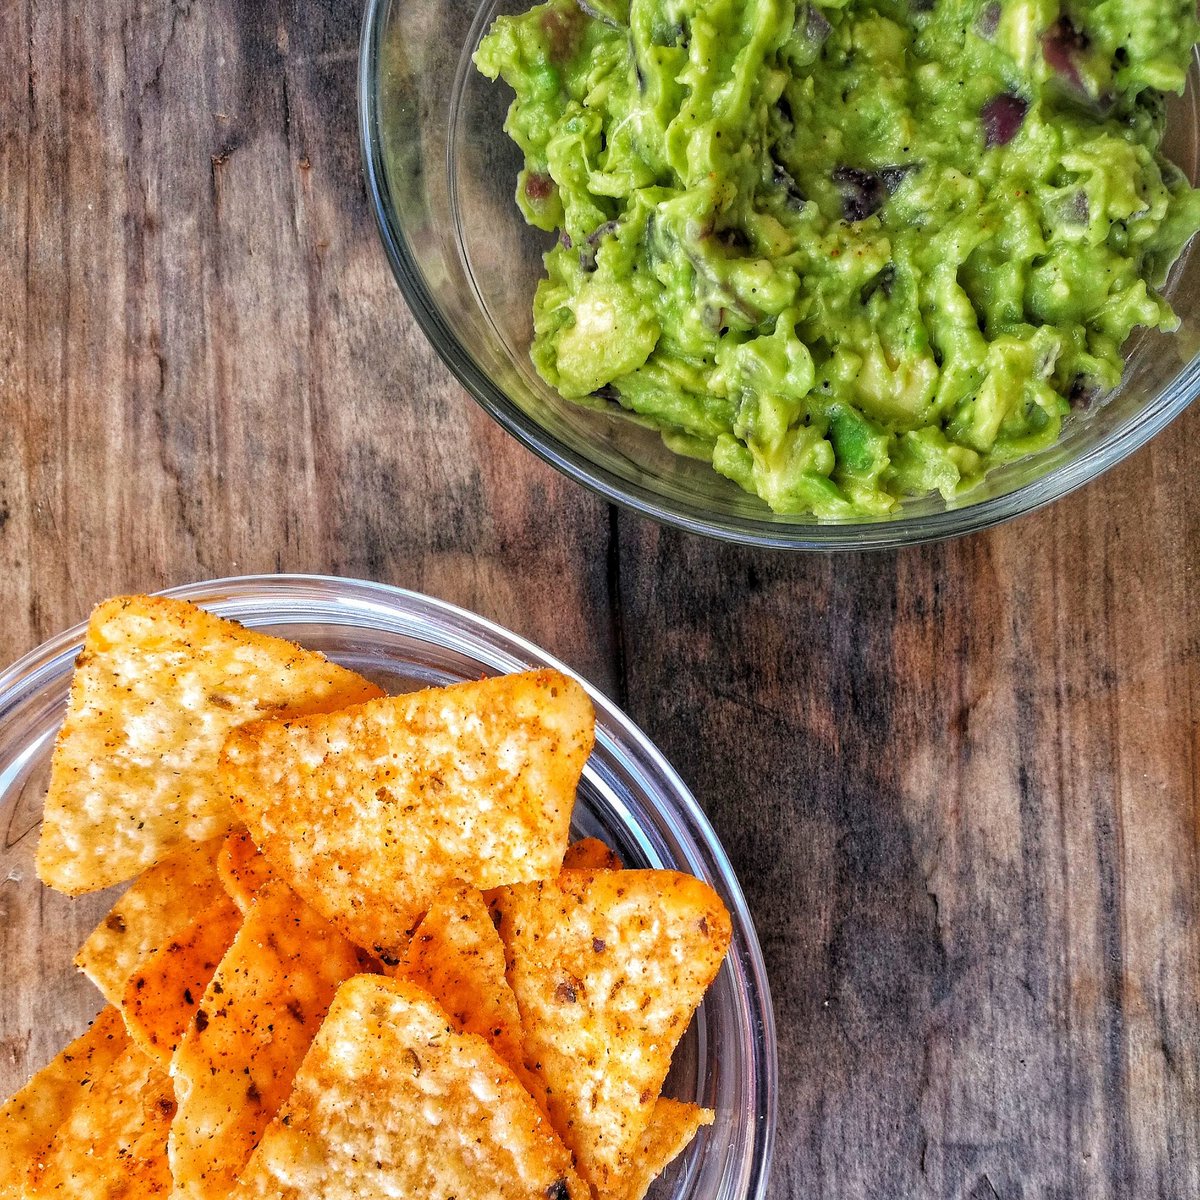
475,0,1200,516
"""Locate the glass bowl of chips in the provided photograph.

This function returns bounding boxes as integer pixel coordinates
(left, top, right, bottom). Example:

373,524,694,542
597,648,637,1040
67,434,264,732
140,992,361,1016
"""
0,573,776,1200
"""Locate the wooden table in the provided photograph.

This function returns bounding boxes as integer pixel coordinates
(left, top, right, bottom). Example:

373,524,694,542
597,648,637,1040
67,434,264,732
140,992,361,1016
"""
4,4,1198,1197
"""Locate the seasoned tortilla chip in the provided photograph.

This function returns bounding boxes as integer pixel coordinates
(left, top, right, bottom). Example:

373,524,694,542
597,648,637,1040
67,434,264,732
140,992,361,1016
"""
224,670,593,957
75,836,226,1004
122,891,242,1067
606,1099,714,1200
0,1008,128,1200
228,975,588,1200
561,836,624,871
26,1044,175,1199
491,869,731,1192
398,883,541,1105
217,829,273,914
169,879,366,1200
37,594,385,895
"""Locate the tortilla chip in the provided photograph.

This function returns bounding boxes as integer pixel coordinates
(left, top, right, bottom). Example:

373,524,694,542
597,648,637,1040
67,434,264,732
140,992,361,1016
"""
398,883,541,1105
490,869,731,1192
228,975,588,1200
168,879,367,1200
37,594,385,895
122,891,243,1067
224,669,593,957
606,1099,714,1200
217,829,273,914
26,1044,175,1199
0,1008,128,1200
561,836,623,871
75,836,226,1005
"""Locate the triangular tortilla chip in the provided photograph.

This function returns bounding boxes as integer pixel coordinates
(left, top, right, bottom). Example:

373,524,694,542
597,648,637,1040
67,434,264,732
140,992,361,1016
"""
122,890,243,1067
561,836,623,871
228,975,588,1200
37,594,385,895
605,1098,714,1200
217,828,273,914
490,869,731,1192
26,1044,175,1199
75,836,226,1004
397,883,543,1107
224,670,593,957
0,1008,128,1200
169,879,368,1200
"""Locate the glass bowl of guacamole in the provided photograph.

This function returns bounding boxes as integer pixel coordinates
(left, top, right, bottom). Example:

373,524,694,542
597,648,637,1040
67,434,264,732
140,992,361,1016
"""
360,0,1200,548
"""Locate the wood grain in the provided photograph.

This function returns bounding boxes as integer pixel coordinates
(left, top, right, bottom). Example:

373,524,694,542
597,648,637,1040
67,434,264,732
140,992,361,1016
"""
0,0,617,690
1,2,1198,1198
615,420,1200,1198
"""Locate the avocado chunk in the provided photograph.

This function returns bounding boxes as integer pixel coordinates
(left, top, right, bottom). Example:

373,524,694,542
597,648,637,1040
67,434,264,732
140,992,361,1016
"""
549,276,661,398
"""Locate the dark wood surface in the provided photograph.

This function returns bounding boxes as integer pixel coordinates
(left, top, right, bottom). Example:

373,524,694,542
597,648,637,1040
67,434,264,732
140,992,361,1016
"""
3,3,1198,1197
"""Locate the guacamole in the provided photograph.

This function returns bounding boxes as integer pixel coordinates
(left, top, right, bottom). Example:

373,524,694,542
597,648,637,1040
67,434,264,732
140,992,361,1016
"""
475,0,1200,516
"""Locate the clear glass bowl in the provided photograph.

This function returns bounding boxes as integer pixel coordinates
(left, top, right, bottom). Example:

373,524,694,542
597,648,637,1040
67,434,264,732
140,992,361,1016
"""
0,575,776,1200
359,0,1200,549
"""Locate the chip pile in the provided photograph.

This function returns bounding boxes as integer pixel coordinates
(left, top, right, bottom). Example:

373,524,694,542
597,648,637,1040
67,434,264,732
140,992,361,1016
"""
2,596,733,1200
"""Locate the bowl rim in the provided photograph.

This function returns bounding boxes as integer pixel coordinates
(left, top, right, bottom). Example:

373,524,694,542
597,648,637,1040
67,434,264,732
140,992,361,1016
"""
357,0,1200,550
0,573,779,1200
